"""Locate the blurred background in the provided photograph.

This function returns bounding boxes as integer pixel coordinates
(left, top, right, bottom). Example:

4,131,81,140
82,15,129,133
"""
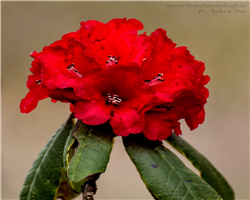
1,1,249,200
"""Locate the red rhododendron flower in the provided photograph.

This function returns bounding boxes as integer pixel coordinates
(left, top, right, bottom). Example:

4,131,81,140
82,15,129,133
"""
20,18,210,140
138,29,210,140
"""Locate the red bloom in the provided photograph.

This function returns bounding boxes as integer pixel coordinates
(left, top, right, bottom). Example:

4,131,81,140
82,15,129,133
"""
20,18,209,140
72,65,156,136
20,53,50,113
142,90,207,141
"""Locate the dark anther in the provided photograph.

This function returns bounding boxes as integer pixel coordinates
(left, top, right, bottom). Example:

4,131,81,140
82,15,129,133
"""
161,79,165,82
145,80,151,83
114,61,118,64
165,107,170,111
106,61,109,63
67,64,74,69
108,55,111,58
170,105,175,108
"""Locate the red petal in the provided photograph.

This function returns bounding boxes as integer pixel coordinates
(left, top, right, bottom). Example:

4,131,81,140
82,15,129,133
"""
20,87,49,113
143,112,174,141
80,18,151,68
73,78,101,100
73,100,111,125
20,92,39,113
109,106,141,136
70,103,74,112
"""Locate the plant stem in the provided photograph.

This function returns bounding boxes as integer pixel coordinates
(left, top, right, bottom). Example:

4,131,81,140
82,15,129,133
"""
82,174,100,200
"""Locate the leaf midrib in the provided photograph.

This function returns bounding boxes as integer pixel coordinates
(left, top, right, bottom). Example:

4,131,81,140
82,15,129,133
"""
135,145,208,200
24,132,58,199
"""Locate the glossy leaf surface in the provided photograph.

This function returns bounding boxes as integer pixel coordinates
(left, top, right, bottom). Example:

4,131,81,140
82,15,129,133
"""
123,134,223,200
66,121,113,183
20,117,74,200
166,133,234,200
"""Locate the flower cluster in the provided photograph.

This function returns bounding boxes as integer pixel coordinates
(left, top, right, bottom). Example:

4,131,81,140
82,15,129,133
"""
20,18,210,141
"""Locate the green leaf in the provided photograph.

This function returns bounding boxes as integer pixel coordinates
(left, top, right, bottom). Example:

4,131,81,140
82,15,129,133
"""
123,134,223,200
166,133,234,200
66,120,114,183
63,120,79,171
54,168,80,200
63,120,86,193
20,116,74,200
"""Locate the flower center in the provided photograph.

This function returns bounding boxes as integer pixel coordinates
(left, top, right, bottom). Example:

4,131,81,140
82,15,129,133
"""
145,73,165,87
106,55,118,68
67,63,83,78
107,93,122,105
36,80,41,85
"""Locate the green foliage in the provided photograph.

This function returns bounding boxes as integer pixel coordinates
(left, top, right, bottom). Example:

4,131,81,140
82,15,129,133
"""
64,120,114,184
166,133,234,200
54,168,80,200
123,134,223,200
63,120,85,193
20,117,233,200
19,117,74,200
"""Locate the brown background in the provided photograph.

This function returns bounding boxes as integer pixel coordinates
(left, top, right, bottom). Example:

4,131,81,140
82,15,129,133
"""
1,1,249,200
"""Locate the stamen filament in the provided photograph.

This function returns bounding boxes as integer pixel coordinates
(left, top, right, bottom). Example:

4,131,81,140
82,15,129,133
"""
36,80,41,85
107,93,122,105
67,64,83,78
106,55,118,68
147,81,163,87
145,73,165,87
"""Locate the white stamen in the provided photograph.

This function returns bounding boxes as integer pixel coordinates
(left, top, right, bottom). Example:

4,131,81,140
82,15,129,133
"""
107,93,122,105
36,80,41,85
147,81,162,87
145,73,165,87
106,55,118,68
67,63,83,78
